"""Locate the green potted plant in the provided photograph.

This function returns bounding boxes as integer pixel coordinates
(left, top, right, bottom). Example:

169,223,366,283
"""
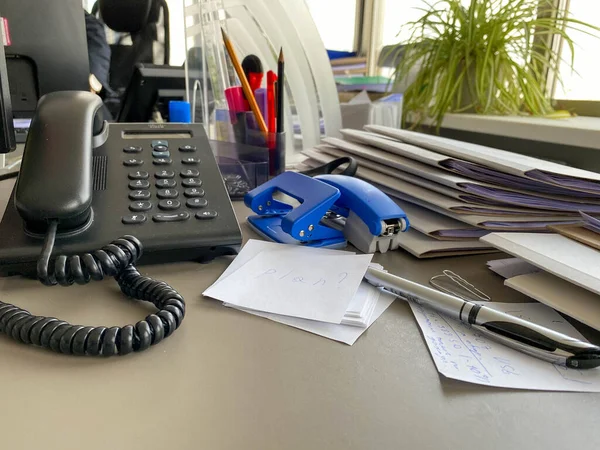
390,0,599,128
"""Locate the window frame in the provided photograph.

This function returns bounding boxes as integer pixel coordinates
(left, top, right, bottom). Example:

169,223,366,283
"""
548,0,600,117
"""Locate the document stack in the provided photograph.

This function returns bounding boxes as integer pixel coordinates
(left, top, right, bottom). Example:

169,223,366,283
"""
299,125,600,258
480,209,600,333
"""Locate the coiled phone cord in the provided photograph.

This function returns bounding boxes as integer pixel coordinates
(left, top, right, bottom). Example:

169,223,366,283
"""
0,221,185,356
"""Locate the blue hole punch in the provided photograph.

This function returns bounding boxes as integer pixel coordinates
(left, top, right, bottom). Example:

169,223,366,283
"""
244,172,410,253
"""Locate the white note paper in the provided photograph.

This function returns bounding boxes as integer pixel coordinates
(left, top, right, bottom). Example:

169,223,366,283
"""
410,301,600,392
207,240,352,289
205,249,373,323
229,290,396,345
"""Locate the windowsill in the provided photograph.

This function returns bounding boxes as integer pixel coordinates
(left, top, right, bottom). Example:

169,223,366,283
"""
418,113,600,150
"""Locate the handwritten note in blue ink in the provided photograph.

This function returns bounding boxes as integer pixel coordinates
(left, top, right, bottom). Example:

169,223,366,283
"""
205,249,373,323
410,301,600,392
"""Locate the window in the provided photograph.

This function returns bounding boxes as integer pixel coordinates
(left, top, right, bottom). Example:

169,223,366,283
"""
553,0,600,101
381,0,426,47
305,0,357,51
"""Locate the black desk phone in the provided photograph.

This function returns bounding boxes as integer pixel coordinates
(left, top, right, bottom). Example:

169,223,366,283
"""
0,91,242,356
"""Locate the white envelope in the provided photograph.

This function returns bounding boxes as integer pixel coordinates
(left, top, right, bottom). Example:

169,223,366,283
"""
505,271,600,332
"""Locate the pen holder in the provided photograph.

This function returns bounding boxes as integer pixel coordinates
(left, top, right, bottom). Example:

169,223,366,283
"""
232,111,285,177
210,139,269,199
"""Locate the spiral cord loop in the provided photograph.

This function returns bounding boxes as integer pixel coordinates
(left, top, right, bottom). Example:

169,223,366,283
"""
0,233,185,356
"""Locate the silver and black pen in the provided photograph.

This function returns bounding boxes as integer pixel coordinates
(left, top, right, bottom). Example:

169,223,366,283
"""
365,267,600,369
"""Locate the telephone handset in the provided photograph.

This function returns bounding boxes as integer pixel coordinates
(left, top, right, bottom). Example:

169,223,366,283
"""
15,91,103,233
0,91,242,356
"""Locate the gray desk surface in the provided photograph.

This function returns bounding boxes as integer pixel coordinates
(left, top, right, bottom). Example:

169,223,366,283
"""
0,178,599,450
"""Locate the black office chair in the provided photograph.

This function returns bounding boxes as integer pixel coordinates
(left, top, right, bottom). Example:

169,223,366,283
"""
91,0,170,93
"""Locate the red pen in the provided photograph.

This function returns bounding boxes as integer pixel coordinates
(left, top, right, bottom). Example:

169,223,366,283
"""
266,70,277,148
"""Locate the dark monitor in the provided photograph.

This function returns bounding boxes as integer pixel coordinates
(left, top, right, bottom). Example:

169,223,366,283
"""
118,63,212,123
0,0,89,118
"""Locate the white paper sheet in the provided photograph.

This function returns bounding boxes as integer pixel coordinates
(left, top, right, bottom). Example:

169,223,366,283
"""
481,232,600,295
207,240,349,288
340,282,379,327
487,258,540,279
229,290,396,345
205,240,377,326
204,246,373,323
410,301,600,392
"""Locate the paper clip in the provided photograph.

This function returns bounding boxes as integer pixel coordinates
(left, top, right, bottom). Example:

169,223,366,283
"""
429,270,491,302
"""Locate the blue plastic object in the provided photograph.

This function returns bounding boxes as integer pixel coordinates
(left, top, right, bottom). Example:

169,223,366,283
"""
245,172,410,251
314,174,406,236
244,171,344,243
168,101,192,123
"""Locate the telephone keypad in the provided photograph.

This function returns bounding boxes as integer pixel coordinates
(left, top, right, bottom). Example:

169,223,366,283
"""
129,180,150,189
157,189,178,199
129,201,153,212
123,146,143,153
196,210,218,220
155,170,175,179
123,138,215,226
156,179,176,188
153,212,190,222
158,199,181,211
122,214,147,224
129,190,151,200
186,198,208,209
184,188,205,198
181,169,200,177
123,158,143,166
128,171,149,180
153,158,172,166
152,140,168,148
182,178,202,188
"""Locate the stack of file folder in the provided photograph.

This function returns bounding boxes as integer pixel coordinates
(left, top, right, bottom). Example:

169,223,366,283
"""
331,56,367,77
299,125,600,258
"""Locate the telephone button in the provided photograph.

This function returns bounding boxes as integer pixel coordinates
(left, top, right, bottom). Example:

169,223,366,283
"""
152,145,168,152
158,199,181,211
153,212,190,222
122,214,147,224
156,179,177,188
180,168,200,177
129,201,152,212
157,189,179,199
184,187,205,198
182,178,202,187
128,171,149,180
155,170,175,179
123,158,143,166
153,158,172,166
152,150,171,158
186,198,208,208
196,210,218,220
123,146,142,153
152,140,168,148
182,157,200,165
129,190,151,200
129,180,150,189
179,145,196,152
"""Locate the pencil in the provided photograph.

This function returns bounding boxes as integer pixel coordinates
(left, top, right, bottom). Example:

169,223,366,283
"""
221,28,268,135
276,48,285,133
